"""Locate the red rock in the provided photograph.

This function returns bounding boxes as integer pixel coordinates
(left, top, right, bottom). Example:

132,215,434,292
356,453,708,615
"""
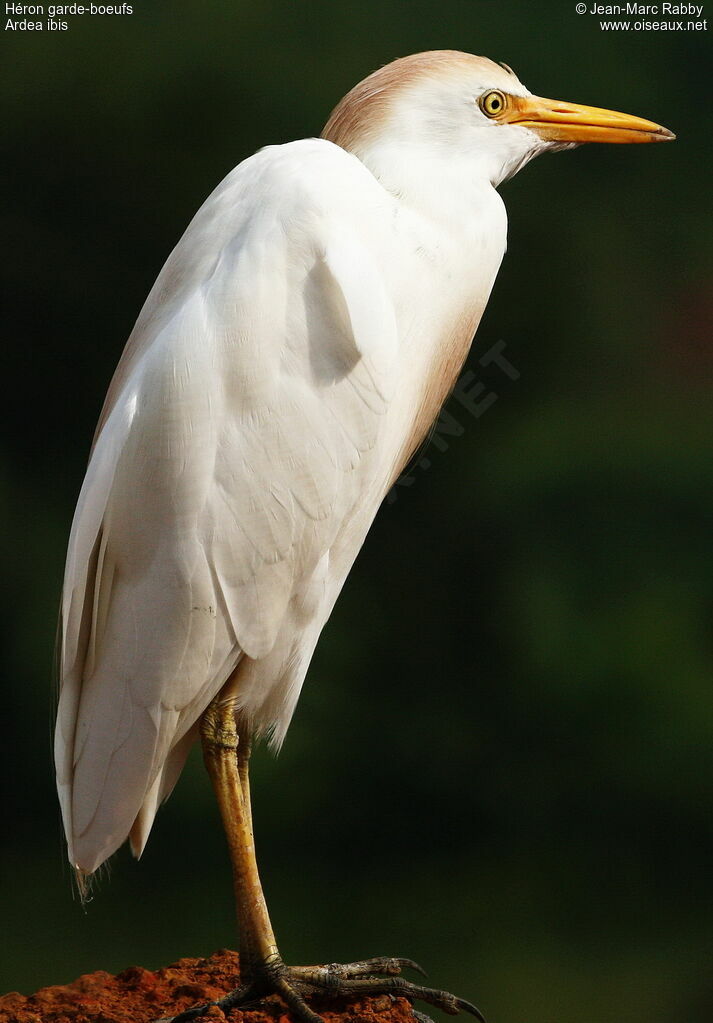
0,952,420,1023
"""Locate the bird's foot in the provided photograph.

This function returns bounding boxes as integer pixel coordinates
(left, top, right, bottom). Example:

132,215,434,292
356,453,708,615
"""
157,955,485,1023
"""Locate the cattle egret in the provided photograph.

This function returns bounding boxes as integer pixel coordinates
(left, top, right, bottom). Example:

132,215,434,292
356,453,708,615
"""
55,51,674,1023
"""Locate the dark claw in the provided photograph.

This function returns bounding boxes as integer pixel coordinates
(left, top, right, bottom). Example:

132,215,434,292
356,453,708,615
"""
399,957,428,979
454,997,487,1023
352,956,428,979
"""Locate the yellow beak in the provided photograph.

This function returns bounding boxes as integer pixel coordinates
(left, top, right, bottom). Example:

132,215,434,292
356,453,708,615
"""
506,94,675,144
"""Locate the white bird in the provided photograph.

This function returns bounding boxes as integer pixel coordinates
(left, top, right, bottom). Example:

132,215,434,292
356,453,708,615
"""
55,50,673,1023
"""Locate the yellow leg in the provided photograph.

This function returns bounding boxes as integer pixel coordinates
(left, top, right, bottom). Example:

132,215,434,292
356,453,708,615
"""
237,731,254,849
200,701,279,978
236,731,256,969
164,695,484,1023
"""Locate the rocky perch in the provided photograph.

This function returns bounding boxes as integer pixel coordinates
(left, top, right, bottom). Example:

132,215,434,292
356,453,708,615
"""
0,950,423,1023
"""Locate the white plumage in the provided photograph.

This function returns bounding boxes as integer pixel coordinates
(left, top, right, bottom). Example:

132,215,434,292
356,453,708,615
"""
55,51,673,891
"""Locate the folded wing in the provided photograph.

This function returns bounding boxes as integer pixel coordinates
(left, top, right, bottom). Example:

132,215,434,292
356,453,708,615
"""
55,140,398,873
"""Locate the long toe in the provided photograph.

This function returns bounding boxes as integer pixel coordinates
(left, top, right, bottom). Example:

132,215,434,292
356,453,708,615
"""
291,957,427,983
155,982,258,1023
292,975,485,1022
273,976,326,1023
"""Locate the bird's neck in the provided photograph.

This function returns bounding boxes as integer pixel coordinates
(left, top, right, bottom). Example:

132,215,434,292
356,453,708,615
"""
353,140,502,229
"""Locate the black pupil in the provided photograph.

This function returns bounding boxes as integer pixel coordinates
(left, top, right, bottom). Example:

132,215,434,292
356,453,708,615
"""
490,96,500,110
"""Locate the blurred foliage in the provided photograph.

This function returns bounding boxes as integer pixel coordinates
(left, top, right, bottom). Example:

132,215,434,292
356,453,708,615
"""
2,2,712,1022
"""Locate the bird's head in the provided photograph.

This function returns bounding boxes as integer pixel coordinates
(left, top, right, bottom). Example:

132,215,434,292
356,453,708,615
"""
323,51,675,188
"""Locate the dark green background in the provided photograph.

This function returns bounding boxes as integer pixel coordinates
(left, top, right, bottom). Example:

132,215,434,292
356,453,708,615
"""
2,2,712,1021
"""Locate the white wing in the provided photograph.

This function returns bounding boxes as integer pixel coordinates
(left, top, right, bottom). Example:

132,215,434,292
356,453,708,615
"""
56,140,398,873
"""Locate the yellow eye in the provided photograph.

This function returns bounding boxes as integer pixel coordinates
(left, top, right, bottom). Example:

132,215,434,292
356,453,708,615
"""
479,90,507,118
